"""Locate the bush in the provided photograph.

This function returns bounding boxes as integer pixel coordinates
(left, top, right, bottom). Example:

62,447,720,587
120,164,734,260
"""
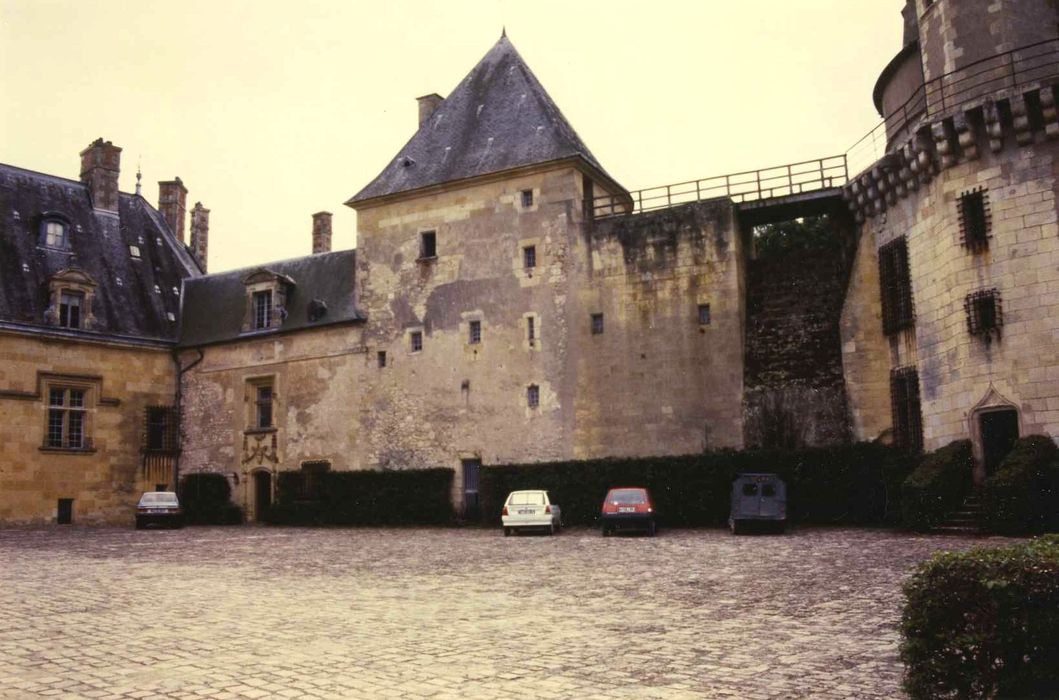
983,436,1059,535
901,535,1059,699
178,473,243,525
264,468,455,526
479,442,914,527
900,440,974,532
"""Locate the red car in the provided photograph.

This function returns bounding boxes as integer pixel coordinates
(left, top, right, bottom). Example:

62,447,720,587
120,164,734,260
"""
600,487,657,536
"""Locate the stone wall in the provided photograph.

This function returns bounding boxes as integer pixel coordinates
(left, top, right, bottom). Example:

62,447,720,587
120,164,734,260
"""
0,332,175,525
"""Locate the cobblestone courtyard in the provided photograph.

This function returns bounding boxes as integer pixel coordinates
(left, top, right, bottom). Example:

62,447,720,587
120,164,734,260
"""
0,527,1009,699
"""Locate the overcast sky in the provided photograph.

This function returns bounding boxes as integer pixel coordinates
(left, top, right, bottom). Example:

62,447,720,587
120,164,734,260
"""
2,1,904,273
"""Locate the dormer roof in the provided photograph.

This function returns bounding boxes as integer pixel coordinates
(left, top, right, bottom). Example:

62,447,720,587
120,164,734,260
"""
348,34,625,207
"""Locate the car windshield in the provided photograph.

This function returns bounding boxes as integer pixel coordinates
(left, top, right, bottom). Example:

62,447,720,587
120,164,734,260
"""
507,492,545,505
139,493,178,506
608,489,646,504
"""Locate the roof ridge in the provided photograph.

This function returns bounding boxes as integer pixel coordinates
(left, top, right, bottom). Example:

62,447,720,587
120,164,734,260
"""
185,248,356,282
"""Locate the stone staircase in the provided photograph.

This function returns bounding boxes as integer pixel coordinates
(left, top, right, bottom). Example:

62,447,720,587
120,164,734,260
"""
933,489,985,535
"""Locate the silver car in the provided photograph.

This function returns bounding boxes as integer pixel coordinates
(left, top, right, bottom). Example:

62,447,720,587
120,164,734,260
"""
501,490,562,536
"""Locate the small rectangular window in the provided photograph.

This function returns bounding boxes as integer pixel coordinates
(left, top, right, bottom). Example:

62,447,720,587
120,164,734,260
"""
57,498,74,525
129,245,141,258
420,231,437,259
377,351,387,368
410,331,423,352
256,385,273,429
527,384,540,408
43,221,66,248
59,291,84,329
958,189,991,252
879,237,915,335
523,245,536,269
891,367,923,453
965,288,1003,340
469,320,482,345
521,190,534,208
253,290,273,330
527,316,536,345
591,313,604,335
698,304,711,325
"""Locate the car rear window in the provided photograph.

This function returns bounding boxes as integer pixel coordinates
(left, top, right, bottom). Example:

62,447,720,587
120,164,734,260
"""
742,483,759,496
507,492,545,505
139,493,178,505
607,489,647,504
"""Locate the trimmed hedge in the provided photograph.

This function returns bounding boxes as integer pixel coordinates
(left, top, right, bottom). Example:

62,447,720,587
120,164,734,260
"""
264,468,455,526
178,473,244,525
901,535,1059,699
983,436,1059,535
480,443,915,527
900,440,974,532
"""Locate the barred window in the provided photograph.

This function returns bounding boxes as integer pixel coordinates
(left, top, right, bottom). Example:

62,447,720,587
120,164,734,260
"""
144,406,179,452
46,387,87,449
879,237,915,335
965,288,1002,340
527,384,540,408
410,330,423,352
591,313,604,335
891,367,923,453
521,190,534,208
527,316,536,346
958,188,991,252
698,303,711,325
523,245,536,269
469,320,482,345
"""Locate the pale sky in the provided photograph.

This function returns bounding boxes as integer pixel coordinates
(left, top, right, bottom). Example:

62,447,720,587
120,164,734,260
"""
2,1,903,273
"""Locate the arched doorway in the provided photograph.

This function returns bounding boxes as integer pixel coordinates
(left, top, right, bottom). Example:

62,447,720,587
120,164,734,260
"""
969,385,1021,485
252,470,272,522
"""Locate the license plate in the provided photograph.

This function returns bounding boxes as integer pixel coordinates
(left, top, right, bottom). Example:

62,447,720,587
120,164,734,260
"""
518,509,535,515
148,509,165,514
619,507,635,513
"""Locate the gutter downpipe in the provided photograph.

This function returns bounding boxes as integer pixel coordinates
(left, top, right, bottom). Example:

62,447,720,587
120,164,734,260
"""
172,348,204,489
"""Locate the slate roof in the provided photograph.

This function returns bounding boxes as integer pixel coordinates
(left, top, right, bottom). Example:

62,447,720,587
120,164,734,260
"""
0,163,202,344
178,249,363,347
348,34,625,205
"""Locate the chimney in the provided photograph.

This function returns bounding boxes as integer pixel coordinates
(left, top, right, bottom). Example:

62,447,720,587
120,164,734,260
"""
312,211,333,254
417,93,444,127
79,138,122,213
158,178,188,242
190,202,210,272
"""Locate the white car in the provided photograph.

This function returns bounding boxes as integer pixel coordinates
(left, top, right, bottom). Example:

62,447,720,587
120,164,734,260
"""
501,490,562,536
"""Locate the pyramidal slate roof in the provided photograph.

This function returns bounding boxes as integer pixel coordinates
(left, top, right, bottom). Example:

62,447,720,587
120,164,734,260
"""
348,34,625,205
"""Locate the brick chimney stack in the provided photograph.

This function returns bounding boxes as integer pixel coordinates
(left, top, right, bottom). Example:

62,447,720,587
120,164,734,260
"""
79,138,122,213
417,93,444,127
158,178,188,242
312,211,333,254
190,202,210,272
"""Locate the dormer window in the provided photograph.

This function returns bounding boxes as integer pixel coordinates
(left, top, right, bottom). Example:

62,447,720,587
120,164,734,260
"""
59,291,84,329
45,269,97,331
253,290,273,330
41,218,69,249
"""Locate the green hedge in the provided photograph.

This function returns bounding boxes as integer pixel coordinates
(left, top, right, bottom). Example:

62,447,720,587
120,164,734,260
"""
480,443,914,527
900,440,974,532
178,473,244,525
901,535,1059,699
983,436,1059,535
264,468,455,526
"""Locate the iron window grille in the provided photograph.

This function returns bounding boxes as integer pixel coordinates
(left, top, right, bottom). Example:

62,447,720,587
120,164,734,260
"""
879,237,915,335
591,313,604,335
527,384,540,408
46,387,87,449
890,367,923,453
410,331,423,352
965,288,1003,341
957,188,991,252
698,303,711,325
527,316,536,346
523,245,536,269
144,406,179,453
521,190,534,208
469,320,482,344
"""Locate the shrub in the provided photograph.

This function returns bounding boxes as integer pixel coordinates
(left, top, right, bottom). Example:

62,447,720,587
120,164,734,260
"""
479,442,913,527
264,468,455,526
900,440,974,532
983,435,1059,535
178,473,243,525
901,535,1059,699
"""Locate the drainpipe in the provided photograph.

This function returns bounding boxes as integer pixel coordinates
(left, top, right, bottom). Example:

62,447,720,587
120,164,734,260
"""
172,348,204,490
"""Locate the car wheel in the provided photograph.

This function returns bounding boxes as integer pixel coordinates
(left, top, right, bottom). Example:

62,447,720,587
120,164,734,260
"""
135,520,144,530
503,527,511,537
601,526,610,537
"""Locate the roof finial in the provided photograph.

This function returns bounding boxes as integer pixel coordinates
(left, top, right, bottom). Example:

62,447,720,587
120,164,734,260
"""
135,158,142,196
501,26,506,39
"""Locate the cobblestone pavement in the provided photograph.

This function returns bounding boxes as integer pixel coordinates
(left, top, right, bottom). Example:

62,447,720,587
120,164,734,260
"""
0,526,1017,699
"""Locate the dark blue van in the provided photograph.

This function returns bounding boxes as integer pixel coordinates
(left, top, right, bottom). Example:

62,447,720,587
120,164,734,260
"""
729,473,787,534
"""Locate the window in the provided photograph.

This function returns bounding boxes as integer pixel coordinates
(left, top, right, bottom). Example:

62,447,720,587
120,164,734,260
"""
891,367,923,453
958,189,991,252
523,245,536,269
469,320,482,345
42,220,67,249
377,351,387,368
145,406,177,452
46,387,87,449
59,291,84,329
965,288,1003,340
129,245,141,259
591,313,604,335
255,384,273,429
521,189,534,208
420,230,437,259
253,290,273,330
527,384,540,408
879,237,915,335
410,330,423,352
698,304,711,325
527,316,536,346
